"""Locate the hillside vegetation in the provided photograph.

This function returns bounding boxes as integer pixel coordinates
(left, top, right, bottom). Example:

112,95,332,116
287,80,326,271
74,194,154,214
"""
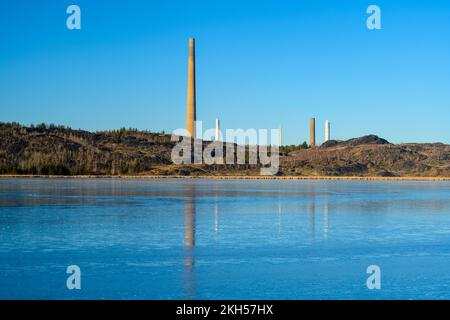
1,122,449,177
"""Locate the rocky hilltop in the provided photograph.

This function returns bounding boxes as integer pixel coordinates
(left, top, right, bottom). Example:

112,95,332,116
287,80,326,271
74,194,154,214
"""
1,122,449,177
283,136,449,177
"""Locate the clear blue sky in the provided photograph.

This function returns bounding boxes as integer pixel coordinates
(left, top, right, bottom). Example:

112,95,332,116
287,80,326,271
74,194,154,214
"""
0,0,449,144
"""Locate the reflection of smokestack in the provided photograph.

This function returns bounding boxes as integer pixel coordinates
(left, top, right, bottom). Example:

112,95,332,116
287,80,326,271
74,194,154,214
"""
310,117,316,147
323,199,329,239
184,198,195,247
277,195,282,231
325,120,330,142
183,194,196,299
186,38,196,138
214,196,219,233
308,201,315,239
215,118,220,141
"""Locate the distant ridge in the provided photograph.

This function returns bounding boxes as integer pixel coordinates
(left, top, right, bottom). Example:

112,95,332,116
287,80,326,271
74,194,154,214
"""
321,135,389,148
345,134,390,146
0,122,449,177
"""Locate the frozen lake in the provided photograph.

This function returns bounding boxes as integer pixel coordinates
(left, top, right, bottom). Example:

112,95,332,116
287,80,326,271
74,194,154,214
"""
1,178,450,299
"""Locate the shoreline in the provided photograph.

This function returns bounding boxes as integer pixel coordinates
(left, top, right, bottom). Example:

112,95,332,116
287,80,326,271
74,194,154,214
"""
0,174,449,181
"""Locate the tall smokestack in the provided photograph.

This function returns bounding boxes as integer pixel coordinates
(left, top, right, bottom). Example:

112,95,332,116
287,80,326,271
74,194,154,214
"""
215,118,220,141
325,120,330,142
310,117,316,147
186,38,196,138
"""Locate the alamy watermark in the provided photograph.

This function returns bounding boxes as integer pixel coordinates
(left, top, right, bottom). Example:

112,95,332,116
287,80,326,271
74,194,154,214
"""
65,5,382,32
366,265,381,290
66,5,81,30
366,5,381,30
66,265,81,290
171,121,280,175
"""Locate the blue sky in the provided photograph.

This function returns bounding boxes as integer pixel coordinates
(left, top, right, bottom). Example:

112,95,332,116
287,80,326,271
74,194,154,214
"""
0,0,449,144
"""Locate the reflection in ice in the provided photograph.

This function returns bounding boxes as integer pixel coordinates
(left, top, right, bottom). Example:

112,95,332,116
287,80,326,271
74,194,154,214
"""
1,178,450,299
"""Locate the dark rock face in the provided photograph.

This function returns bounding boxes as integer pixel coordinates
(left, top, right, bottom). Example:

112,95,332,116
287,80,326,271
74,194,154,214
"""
319,163,368,176
321,135,389,148
344,135,390,147
320,140,341,148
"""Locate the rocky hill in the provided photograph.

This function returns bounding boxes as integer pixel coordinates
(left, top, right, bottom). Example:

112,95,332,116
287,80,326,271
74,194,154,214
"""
0,122,174,175
283,137,450,177
1,122,449,177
